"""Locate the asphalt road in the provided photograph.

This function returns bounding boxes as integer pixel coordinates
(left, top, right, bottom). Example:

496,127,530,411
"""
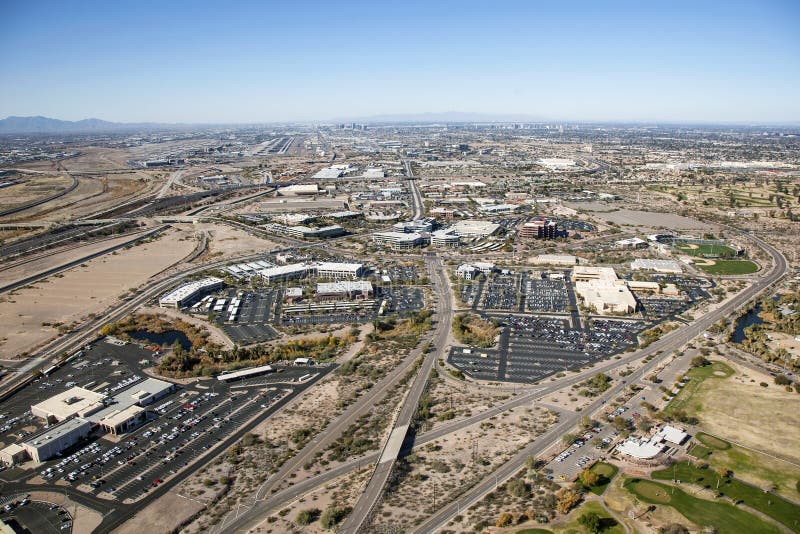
217,255,452,534
339,255,452,533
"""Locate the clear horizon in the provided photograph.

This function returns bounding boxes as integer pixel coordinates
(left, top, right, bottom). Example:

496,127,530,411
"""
2,0,799,123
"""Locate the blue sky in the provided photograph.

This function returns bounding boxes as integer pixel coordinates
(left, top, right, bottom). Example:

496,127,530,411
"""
1,0,798,123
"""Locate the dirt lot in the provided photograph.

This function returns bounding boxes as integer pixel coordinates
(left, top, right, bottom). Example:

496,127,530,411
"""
112,491,204,534
0,233,146,286
0,229,196,359
0,174,72,209
572,206,714,232
181,222,280,259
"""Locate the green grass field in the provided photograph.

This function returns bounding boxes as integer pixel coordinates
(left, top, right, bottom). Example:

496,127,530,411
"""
586,462,619,495
696,432,731,450
695,260,759,275
624,478,783,534
652,463,800,532
674,242,738,257
689,443,713,459
663,360,734,417
689,432,800,506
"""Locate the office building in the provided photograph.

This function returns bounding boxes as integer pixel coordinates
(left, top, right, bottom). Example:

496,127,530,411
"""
159,277,224,308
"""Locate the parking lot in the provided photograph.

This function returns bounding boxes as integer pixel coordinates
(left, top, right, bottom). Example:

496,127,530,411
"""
458,281,481,308
480,275,522,311
0,496,71,533
380,287,425,316
211,290,279,345
526,276,569,312
448,314,644,384
0,338,330,505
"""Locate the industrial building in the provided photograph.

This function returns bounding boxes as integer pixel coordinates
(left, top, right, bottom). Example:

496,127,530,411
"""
630,258,682,274
372,231,428,250
159,277,224,308
572,266,637,314
316,280,374,300
22,417,93,463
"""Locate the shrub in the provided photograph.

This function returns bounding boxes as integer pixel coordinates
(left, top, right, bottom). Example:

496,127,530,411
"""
296,508,320,526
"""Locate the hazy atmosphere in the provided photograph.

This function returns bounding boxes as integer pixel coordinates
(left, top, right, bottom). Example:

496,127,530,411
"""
1,0,799,123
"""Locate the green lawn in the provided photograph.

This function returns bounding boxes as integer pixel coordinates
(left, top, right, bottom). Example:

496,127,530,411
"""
674,243,738,257
663,361,734,417
695,260,759,275
553,500,624,534
696,432,731,450
652,463,800,532
586,462,619,496
688,443,713,459
625,478,783,534
687,437,800,509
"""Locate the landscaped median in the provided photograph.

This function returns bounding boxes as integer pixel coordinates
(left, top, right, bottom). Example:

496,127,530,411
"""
624,478,785,534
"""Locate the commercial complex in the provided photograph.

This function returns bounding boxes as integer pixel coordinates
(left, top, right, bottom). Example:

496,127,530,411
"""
263,223,346,239
630,258,682,273
31,387,107,423
532,254,578,266
572,266,637,314
314,262,364,279
430,229,461,247
372,231,428,250
316,280,374,300
456,262,496,280
159,277,224,308
22,417,93,463
449,220,500,238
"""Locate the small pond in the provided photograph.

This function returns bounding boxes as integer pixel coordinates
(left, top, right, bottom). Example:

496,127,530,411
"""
128,330,192,350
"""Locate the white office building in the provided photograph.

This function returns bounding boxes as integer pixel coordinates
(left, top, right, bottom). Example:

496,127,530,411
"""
158,277,224,308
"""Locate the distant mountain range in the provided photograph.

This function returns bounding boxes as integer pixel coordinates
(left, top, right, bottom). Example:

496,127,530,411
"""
0,112,555,134
0,116,183,134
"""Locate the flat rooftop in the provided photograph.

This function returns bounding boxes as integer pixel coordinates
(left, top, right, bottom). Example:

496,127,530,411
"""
24,417,92,448
31,387,106,421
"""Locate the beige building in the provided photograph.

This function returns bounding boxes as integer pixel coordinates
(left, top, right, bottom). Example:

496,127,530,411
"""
572,267,637,314
31,387,106,423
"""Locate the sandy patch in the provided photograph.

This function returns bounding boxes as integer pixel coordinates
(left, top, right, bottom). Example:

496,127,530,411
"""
0,233,146,286
0,229,195,358
180,222,279,258
113,490,204,534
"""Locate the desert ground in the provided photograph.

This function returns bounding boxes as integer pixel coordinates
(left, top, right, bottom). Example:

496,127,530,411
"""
0,229,196,359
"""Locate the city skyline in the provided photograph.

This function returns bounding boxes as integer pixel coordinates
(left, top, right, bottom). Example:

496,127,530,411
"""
1,0,799,123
